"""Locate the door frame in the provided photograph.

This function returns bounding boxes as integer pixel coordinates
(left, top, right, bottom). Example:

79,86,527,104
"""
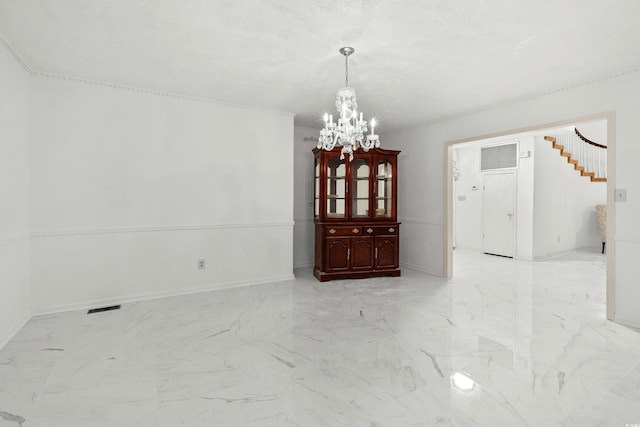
444,111,616,320
482,171,516,258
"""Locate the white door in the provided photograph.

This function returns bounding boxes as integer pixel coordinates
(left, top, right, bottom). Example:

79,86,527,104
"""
483,172,515,257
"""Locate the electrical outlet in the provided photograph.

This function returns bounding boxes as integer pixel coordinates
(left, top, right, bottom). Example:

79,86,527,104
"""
198,259,206,269
616,189,627,202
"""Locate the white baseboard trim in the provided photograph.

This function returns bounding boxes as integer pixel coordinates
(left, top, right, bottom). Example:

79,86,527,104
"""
293,262,314,269
32,274,296,316
615,317,640,331
398,218,442,227
400,262,443,277
0,311,32,350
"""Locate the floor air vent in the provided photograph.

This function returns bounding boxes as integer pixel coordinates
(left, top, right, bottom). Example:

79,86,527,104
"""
87,305,121,314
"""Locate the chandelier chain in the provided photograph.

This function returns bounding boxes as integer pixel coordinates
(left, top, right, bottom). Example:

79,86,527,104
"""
344,55,349,87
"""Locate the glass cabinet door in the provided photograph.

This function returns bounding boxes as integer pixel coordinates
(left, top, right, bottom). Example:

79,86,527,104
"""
326,156,346,218
314,158,320,217
375,159,393,218
351,158,370,219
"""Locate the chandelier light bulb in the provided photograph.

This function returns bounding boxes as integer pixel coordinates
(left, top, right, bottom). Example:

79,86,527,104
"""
318,47,381,161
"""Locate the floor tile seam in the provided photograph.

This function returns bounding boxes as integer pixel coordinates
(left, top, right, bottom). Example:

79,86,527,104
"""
284,366,392,407
555,382,623,422
527,307,604,324
606,385,640,409
19,352,67,421
549,360,638,396
606,361,640,396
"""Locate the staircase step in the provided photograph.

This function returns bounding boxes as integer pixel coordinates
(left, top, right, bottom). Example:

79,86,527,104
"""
545,134,607,182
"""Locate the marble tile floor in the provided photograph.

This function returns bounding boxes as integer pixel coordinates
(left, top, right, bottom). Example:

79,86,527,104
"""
1,248,640,426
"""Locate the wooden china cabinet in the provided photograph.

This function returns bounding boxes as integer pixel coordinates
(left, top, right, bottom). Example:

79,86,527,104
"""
313,146,401,282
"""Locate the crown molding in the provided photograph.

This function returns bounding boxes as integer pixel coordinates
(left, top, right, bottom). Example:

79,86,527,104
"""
0,35,32,73
0,34,294,117
31,70,296,117
425,66,640,126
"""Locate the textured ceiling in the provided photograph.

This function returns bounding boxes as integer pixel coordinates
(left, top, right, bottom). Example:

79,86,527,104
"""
1,0,639,131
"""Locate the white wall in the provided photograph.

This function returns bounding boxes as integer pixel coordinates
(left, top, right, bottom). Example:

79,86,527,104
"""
29,75,295,313
453,145,483,251
293,126,318,269
387,70,640,328
517,139,535,261
0,42,31,347
392,131,445,275
533,135,606,258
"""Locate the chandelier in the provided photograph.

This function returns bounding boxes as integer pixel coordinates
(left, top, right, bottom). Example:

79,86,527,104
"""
318,47,380,161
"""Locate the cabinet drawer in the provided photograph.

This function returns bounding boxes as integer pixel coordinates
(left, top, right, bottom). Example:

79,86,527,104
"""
363,225,399,235
325,225,362,236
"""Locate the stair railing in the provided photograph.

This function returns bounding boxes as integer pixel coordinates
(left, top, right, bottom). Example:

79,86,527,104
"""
575,127,607,179
553,128,607,179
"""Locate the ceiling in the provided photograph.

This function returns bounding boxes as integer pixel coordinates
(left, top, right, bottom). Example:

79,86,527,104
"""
1,0,639,131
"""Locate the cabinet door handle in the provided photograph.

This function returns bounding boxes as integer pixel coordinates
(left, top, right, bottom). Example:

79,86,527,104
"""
388,227,395,233
347,249,350,260
367,228,373,234
329,229,336,234
375,248,378,258
352,228,359,234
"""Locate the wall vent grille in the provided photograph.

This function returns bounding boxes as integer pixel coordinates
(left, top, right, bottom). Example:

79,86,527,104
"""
481,143,518,171
87,305,121,314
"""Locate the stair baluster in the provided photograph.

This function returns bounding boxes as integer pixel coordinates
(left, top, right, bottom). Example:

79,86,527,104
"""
544,127,607,182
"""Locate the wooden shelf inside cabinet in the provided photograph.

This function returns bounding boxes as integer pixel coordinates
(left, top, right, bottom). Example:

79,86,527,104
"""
312,146,401,282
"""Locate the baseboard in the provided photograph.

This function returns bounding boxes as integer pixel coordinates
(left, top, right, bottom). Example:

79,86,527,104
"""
32,274,296,316
293,262,314,270
400,262,443,277
0,311,31,350
615,317,640,331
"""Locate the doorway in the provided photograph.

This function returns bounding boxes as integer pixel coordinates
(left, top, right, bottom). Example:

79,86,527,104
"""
444,112,615,320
